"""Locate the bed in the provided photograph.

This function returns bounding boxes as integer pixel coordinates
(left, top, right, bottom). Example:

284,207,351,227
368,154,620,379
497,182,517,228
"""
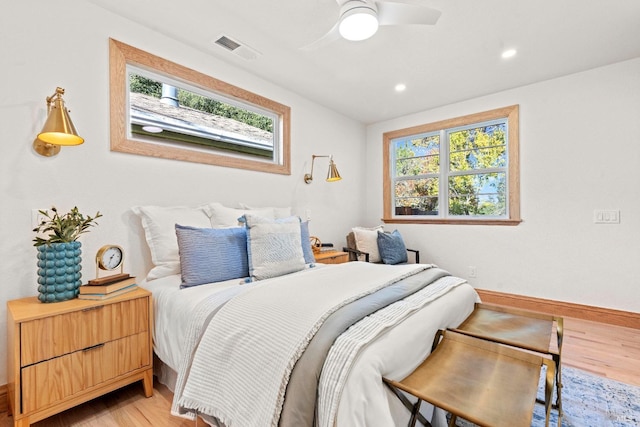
133,203,479,427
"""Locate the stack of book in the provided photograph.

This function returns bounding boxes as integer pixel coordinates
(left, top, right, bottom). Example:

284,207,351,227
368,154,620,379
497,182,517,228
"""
78,273,137,300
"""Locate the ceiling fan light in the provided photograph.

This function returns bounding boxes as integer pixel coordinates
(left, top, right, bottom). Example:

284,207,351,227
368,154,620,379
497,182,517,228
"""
339,7,379,41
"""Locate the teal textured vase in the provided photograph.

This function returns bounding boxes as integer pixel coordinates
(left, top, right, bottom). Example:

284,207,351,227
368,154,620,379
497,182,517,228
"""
36,242,82,303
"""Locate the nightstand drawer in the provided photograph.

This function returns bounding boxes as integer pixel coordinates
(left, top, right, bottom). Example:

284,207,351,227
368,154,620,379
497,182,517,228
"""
80,296,149,349
21,297,149,366
21,350,83,413
314,251,349,264
21,331,150,413
83,331,150,388
20,311,83,367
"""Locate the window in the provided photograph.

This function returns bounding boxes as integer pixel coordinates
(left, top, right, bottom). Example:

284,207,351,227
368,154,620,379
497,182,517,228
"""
109,39,290,174
383,105,520,225
128,71,277,160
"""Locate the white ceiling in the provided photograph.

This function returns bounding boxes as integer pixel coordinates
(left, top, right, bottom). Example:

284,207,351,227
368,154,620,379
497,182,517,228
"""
88,0,640,124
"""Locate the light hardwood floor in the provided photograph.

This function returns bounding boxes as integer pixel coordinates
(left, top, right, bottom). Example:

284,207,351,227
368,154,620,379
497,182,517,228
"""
1,317,639,426
560,318,640,387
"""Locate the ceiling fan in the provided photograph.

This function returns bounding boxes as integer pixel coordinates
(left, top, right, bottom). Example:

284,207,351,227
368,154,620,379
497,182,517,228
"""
302,0,441,50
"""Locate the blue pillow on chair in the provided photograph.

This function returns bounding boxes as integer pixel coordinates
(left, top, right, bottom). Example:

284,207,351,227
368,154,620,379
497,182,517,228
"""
377,230,408,265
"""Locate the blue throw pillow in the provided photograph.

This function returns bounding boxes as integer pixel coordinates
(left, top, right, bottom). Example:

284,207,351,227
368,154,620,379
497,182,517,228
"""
377,230,408,265
300,220,315,264
175,224,249,288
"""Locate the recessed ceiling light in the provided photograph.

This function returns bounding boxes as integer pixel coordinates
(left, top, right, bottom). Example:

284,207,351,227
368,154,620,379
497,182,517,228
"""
501,49,517,59
395,83,406,92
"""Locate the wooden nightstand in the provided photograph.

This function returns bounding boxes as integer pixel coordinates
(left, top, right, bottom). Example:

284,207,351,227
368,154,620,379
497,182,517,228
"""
6,287,153,427
314,250,349,264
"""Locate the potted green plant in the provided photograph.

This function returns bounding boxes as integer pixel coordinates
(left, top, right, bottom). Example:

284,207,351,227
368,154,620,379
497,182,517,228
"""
33,206,102,303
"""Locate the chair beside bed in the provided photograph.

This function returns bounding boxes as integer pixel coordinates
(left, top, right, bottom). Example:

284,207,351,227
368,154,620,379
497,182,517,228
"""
344,227,420,264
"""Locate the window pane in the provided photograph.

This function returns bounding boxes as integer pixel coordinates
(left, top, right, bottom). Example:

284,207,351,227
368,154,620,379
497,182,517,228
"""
394,135,439,177
448,172,506,216
395,178,439,215
394,135,439,159
449,124,506,171
129,73,275,160
394,198,439,216
396,155,440,176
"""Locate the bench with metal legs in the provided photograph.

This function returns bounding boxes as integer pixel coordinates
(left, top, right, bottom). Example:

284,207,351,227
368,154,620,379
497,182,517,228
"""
384,330,555,427
452,303,563,419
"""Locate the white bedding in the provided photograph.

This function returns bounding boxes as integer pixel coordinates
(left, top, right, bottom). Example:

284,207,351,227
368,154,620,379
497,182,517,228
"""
331,279,477,427
143,273,246,371
144,264,479,427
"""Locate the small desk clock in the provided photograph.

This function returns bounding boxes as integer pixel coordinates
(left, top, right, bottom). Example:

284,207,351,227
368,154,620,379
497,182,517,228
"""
95,244,124,278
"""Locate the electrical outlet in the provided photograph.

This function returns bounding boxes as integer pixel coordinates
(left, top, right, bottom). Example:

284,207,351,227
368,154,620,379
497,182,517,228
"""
32,209,48,229
468,266,477,278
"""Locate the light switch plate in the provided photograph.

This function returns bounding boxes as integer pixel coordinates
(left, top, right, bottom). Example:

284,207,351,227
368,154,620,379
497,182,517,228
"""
593,209,620,224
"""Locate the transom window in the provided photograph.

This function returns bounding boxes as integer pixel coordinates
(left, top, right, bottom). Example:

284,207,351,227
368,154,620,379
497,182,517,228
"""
109,39,290,175
383,105,521,225
128,69,278,160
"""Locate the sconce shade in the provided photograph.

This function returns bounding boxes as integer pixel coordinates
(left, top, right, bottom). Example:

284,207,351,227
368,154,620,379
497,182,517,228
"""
304,154,342,184
37,97,83,146
33,87,83,157
327,159,342,182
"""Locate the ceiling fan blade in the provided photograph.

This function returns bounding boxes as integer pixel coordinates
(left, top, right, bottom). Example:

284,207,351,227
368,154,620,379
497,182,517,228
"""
377,1,441,26
300,21,341,51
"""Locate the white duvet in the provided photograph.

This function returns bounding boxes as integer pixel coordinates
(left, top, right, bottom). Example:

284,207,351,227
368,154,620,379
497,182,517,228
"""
145,273,246,371
144,264,479,427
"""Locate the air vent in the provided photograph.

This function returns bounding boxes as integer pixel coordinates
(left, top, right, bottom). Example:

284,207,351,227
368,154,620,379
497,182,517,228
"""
215,36,241,51
212,34,262,61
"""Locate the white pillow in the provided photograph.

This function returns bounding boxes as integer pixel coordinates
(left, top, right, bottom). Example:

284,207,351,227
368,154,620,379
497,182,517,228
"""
352,225,384,263
244,214,305,281
132,205,212,281
205,202,275,227
239,203,292,219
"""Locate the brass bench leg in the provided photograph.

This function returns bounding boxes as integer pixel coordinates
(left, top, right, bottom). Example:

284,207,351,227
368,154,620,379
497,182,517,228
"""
553,353,563,421
542,359,556,427
535,356,562,411
554,316,564,422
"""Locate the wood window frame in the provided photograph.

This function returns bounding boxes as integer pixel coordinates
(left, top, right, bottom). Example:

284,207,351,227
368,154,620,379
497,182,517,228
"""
109,38,291,174
382,105,521,225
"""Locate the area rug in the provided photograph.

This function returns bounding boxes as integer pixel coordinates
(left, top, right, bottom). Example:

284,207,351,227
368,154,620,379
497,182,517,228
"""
453,366,640,427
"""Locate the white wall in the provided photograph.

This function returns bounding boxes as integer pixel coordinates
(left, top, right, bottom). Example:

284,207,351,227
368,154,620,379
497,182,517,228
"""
0,0,365,384
366,58,640,314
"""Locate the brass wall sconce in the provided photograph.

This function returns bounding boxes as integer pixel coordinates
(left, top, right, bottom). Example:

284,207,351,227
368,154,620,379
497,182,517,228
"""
303,155,342,184
33,87,84,157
